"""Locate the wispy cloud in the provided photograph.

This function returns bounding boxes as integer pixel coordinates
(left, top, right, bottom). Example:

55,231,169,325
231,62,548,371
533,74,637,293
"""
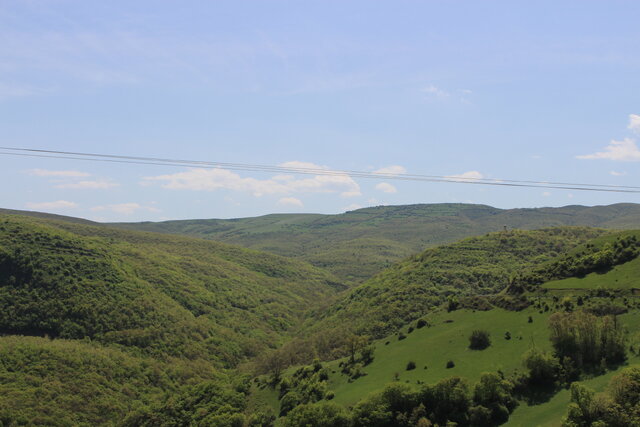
91,203,160,215
446,171,484,181
343,203,362,212
27,169,90,177
422,85,449,98
628,114,640,134
375,182,397,193
54,179,118,189
577,138,640,162
142,162,362,198
373,165,407,175
610,170,627,176
25,200,77,210
277,197,303,207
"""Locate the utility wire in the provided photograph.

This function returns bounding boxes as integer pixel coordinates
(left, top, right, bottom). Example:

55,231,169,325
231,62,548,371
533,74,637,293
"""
1,146,639,194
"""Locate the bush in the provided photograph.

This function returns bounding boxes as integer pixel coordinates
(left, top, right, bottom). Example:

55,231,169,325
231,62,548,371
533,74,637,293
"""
416,319,428,329
283,402,350,427
522,348,560,386
406,361,416,371
469,330,491,350
446,360,455,369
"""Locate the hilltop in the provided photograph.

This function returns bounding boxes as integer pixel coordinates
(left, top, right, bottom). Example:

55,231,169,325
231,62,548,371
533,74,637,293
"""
110,203,640,283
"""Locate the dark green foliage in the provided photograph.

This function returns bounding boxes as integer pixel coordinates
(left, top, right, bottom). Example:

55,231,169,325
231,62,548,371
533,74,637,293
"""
469,330,491,350
447,360,456,369
549,311,627,369
472,372,518,425
563,383,628,427
0,336,216,426
282,402,350,427
127,380,249,426
512,233,640,292
416,319,428,329
522,348,561,386
406,361,416,371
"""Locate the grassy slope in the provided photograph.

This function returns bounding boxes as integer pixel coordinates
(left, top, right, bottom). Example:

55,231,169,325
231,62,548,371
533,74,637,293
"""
328,308,553,407
303,227,606,338
257,231,640,425
543,256,640,290
110,203,640,283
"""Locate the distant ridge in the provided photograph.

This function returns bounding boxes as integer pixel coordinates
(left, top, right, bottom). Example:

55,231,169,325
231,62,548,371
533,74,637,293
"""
109,202,640,283
0,208,97,225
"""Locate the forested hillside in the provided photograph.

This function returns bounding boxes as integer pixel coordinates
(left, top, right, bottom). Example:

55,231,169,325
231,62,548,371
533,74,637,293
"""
0,214,343,424
110,203,640,283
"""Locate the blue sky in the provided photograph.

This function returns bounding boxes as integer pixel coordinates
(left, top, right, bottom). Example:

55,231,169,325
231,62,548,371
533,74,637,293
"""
1,0,639,221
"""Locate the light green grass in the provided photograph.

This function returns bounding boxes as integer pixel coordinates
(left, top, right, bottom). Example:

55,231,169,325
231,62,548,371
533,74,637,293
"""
325,308,552,406
543,256,640,290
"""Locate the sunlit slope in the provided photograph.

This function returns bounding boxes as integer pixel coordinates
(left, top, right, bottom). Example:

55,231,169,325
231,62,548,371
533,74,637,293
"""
0,214,344,366
111,203,640,283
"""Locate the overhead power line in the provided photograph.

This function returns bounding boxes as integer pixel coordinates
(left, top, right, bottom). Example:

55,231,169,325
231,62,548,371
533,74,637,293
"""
1,146,639,194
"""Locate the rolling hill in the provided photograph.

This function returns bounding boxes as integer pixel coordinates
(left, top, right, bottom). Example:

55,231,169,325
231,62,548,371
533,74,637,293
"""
110,203,640,284
0,213,344,423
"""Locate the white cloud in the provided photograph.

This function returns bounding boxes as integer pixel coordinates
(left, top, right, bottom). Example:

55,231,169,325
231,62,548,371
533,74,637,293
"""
25,200,77,210
446,171,484,181
373,165,407,175
542,192,551,197
143,164,361,198
422,85,449,98
54,179,118,189
343,203,362,212
27,169,90,177
375,182,397,193
277,197,303,207
628,114,640,134
91,203,160,215
610,171,627,176
577,138,640,162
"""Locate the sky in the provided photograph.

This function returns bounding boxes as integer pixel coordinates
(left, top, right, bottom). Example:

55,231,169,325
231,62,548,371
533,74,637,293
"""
1,0,639,222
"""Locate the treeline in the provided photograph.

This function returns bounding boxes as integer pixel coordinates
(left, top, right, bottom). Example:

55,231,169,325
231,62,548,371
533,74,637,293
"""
563,367,640,426
509,234,639,292
282,373,517,427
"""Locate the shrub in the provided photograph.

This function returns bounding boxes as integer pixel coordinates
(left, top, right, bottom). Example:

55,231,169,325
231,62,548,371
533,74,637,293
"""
522,348,560,386
446,360,455,369
504,332,511,340
406,361,416,371
416,319,428,329
469,330,491,350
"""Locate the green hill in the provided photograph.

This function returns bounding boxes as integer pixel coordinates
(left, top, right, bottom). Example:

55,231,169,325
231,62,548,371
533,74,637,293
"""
302,227,607,339
255,231,640,426
0,213,347,423
108,203,640,284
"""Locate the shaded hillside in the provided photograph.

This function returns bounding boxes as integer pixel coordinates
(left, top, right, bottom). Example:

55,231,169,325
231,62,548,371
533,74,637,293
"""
110,203,640,283
0,214,344,367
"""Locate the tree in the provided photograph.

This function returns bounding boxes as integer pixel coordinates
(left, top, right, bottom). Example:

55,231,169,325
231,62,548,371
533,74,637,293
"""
283,402,350,427
522,348,560,386
469,330,491,350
